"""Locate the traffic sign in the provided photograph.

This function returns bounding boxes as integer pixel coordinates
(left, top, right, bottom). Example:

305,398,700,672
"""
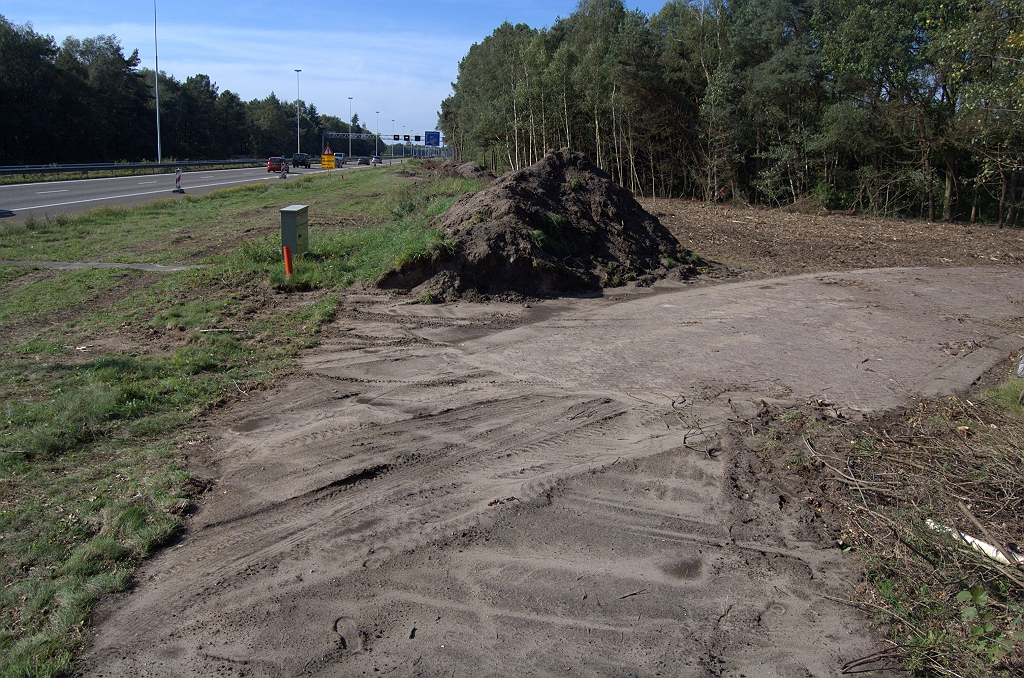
393,135,399,141
414,135,422,142
425,131,441,147
404,135,410,141
322,144,335,169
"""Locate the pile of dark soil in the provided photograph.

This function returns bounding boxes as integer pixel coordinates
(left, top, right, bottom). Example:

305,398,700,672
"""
378,151,695,300
431,158,496,183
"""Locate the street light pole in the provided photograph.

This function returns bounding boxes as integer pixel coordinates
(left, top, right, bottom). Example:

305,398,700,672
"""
153,0,162,163
375,111,379,157
348,97,353,160
295,69,301,155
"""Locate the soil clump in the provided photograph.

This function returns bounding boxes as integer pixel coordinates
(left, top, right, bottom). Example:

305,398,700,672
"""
378,150,695,300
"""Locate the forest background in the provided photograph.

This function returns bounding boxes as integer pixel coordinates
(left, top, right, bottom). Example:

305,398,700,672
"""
440,0,1024,224
2,0,1023,223
0,14,382,167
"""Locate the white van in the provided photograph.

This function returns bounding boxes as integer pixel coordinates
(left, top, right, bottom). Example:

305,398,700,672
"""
334,153,346,165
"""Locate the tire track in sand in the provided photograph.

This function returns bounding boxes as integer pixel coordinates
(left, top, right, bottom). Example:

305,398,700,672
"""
82,268,1024,677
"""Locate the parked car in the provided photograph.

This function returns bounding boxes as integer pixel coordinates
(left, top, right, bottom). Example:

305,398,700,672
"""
334,152,346,165
358,156,370,165
267,156,287,172
291,152,310,168
371,156,382,165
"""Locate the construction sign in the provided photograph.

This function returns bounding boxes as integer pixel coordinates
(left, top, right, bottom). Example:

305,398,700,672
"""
321,144,335,169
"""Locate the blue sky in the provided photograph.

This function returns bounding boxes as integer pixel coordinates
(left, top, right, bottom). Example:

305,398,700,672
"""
3,1,667,140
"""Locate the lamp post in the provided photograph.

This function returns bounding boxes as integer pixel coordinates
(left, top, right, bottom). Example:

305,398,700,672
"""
348,97,353,160
295,69,301,155
402,126,406,158
391,120,395,161
375,111,379,156
153,0,162,163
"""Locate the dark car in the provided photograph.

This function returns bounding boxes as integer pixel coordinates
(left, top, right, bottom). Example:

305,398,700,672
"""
357,156,370,165
371,156,382,165
267,156,287,172
291,152,310,168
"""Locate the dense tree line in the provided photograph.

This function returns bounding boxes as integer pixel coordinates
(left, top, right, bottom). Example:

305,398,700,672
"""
0,15,381,165
440,0,1024,223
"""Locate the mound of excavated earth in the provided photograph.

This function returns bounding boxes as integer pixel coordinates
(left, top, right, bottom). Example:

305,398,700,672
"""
378,151,695,300
432,158,496,183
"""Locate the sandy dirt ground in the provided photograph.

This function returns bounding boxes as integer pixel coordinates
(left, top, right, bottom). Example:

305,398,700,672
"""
646,200,1024,276
79,251,1024,676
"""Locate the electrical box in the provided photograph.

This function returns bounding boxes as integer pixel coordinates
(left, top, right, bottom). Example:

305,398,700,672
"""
280,204,309,256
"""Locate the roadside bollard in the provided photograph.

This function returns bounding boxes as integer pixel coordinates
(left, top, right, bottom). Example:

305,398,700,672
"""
283,245,294,276
172,168,185,193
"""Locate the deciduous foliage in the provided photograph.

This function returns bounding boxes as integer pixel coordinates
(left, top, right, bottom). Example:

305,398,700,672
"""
440,0,1024,222
0,16,380,165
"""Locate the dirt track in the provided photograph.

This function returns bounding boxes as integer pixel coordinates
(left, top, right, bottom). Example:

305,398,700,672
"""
79,263,1024,677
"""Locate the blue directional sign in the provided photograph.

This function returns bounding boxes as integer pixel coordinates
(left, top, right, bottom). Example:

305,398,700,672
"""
425,131,441,147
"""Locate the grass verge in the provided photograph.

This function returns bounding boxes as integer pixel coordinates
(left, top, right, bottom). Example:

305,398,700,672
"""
0,161,482,677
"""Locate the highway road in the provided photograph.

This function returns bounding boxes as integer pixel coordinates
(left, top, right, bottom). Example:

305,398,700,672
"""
0,162,385,223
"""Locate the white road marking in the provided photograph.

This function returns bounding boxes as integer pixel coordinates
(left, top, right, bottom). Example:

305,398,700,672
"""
36,189,68,194
0,166,265,190
16,174,315,211
138,181,158,185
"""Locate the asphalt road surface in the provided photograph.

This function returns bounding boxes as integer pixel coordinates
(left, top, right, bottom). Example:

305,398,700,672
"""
0,162,385,223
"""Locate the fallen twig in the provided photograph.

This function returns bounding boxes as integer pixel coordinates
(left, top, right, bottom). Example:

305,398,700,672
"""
841,645,907,674
619,589,648,600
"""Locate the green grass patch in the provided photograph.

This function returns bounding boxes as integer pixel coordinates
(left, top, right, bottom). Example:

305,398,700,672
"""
0,166,441,265
0,161,484,676
234,174,481,290
0,269,133,326
985,378,1024,416
0,266,32,285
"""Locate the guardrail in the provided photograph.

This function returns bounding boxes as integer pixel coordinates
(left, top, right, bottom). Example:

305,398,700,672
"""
0,159,264,177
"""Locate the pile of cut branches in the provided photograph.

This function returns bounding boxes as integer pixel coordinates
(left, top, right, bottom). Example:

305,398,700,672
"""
799,395,1024,676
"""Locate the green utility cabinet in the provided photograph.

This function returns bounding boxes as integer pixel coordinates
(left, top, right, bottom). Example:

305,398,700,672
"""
280,204,309,256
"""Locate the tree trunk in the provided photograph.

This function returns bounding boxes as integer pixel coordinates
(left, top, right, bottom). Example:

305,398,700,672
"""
650,142,656,202
943,169,953,222
926,153,935,222
971,177,979,223
999,168,1007,228
563,87,571,151
1008,168,1019,227
541,90,547,156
